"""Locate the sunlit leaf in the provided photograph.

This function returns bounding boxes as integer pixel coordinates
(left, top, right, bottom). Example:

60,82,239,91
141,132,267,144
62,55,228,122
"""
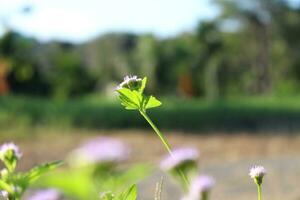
145,96,162,109
138,77,147,94
117,88,141,110
0,179,13,193
24,160,63,183
118,185,137,200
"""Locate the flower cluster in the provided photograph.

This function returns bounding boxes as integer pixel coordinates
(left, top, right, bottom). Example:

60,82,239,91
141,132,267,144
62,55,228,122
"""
116,75,142,91
0,190,8,200
0,142,61,200
0,143,22,161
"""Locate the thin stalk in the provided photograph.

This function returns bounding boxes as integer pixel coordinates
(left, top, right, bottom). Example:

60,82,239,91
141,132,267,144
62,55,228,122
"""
201,191,208,200
256,184,262,200
139,110,189,190
139,110,172,154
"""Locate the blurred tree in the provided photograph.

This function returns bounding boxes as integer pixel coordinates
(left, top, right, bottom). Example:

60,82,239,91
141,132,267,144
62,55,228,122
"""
45,42,96,98
133,34,158,92
0,31,49,96
155,33,199,97
81,33,138,90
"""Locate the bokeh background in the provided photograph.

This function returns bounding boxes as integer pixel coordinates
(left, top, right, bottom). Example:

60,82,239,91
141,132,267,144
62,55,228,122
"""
1,0,300,199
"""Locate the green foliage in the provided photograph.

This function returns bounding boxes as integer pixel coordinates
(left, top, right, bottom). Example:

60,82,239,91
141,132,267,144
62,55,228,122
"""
1,0,300,99
0,144,62,200
36,164,150,199
100,185,137,200
3,95,300,131
116,77,161,111
118,185,137,200
23,161,63,184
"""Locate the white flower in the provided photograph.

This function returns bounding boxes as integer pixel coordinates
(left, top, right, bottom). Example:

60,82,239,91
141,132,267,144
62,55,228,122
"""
160,148,199,171
249,165,266,179
116,75,142,90
0,143,22,159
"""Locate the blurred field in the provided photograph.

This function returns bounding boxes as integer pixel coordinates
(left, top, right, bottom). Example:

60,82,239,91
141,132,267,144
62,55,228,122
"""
2,127,300,200
3,95,300,132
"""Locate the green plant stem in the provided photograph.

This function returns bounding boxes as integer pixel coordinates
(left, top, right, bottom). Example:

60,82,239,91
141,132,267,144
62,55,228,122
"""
139,110,172,154
256,184,262,200
139,110,189,190
201,191,208,200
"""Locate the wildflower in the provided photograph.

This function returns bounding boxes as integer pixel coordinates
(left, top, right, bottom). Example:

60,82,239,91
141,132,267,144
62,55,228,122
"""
160,147,199,191
190,175,215,193
249,165,266,185
0,190,8,200
249,165,266,200
69,137,130,166
27,189,62,200
182,175,215,200
0,143,22,160
116,75,142,91
160,148,199,171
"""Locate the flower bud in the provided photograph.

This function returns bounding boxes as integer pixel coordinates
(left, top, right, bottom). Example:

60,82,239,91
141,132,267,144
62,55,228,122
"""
249,165,266,185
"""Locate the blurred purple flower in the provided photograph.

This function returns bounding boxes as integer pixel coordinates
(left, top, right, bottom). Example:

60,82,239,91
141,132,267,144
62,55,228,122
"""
70,137,130,165
190,175,215,193
27,189,62,200
160,148,199,171
0,190,8,200
182,175,215,200
0,143,22,159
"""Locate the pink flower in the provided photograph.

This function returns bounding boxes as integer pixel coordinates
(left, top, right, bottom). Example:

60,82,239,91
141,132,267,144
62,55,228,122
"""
27,189,62,200
182,175,215,200
0,143,22,159
70,137,130,165
0,190,8,199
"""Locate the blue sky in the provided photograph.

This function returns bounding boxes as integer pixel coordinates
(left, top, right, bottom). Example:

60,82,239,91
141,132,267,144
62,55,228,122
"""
0,0,219,43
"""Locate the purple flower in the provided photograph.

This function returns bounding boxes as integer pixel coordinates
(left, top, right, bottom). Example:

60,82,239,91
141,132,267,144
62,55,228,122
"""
249,165,266,179
116,75,142,90
182,175,215,200
27,189,62,200
0,190,8,200
190,175,215,193
0,143,22,160
160,148,199,171
70,137,130,166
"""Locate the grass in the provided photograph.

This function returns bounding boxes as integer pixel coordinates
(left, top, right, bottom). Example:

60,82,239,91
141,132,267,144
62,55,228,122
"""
2,95,300,132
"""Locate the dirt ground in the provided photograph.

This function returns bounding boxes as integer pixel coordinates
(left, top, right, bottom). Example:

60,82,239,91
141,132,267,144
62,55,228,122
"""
1,128,300,200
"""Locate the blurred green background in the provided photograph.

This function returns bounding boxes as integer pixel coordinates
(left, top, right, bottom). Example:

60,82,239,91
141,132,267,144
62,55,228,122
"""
1,0,300,132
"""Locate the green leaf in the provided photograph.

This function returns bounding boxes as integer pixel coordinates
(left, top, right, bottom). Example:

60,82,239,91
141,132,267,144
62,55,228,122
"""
35,168,97,199
138,77,147,94
0,179,13,193
117,88,142,110
100,191,115,200
24,160,63,184
118,185,137,200
145,96,162,109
